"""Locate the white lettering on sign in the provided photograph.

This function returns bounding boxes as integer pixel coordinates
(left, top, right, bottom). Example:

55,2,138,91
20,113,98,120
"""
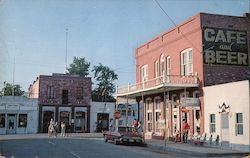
205,51,248,65
204,28,246,44
203,27,248,66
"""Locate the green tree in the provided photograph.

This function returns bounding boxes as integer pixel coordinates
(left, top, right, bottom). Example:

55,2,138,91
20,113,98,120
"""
92,63,118,102
67,57,90,77
1,83,24,96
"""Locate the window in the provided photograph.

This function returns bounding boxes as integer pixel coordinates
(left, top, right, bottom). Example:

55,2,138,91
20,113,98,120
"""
118,120,123,126
160,54,165,76
236,113,243,135
47,86,54,98
147,112,152,132
154,97,161,134
154,61,159,78
155,98,160,110
146,99,151,110
0,114,5,128
76,87,83,99
18,114,27,128
166,56,171,76
209,114,216,133
141,65,148,82
121,110,126,116
62,89,68,104
181,49,193,76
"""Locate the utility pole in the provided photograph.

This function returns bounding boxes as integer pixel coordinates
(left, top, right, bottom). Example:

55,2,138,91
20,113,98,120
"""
65,28,68,73
12,56,15,96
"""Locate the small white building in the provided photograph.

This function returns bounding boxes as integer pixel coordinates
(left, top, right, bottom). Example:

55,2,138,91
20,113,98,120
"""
0,96,39,134
204,80,250,152
117,103,140,127
90,101,115,133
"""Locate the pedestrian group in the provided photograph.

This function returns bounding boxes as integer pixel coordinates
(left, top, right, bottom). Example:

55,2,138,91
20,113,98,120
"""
48,118,66,138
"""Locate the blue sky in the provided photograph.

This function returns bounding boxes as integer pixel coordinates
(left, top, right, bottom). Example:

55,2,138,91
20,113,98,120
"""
0,0,248,91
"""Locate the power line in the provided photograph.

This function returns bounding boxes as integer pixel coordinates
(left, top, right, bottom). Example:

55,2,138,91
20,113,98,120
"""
153,0,202,54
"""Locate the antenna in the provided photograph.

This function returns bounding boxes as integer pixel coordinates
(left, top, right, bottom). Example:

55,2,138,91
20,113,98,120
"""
65,28,68,73
12,55,15,96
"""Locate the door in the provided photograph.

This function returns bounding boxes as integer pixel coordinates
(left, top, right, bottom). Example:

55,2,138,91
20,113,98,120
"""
75,111,86,132
43,111,54,133
7,114,16,134
221,113,229,143
96,113,109,132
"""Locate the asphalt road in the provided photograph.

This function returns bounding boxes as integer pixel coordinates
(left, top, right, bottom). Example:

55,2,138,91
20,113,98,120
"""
0,137,197,158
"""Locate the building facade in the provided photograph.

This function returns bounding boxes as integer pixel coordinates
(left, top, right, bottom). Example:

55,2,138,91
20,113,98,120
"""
0,96,38,134
116,12,250,141
204,80,250,152
29,73,92,133
90,101,115,133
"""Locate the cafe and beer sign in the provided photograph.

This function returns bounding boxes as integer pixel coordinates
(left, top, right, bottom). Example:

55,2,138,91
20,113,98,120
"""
203,27,248,66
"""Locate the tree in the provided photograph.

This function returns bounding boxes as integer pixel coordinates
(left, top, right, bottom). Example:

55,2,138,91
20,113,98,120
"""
1,83,24,96
67,57,90,77
92,63,118,102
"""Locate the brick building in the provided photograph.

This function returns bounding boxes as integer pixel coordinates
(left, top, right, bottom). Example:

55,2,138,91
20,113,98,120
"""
116,12,250,141
29,73,92,133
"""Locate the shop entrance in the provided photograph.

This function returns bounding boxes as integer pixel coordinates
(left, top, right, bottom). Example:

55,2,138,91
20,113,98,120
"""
75,111,86,132
7,114,16,134
96,113,109,132
43,111,54,133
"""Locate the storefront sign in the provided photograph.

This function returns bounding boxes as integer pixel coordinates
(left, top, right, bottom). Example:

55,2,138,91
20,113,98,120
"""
203,27,248,66
180,98,200,108
6,104,19,110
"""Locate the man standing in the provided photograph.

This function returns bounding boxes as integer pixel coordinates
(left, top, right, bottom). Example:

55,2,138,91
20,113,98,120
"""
182,119,190,143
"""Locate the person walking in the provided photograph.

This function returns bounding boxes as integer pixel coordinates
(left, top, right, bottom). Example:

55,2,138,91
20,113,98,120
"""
61,122,66,137
132,119,137,132
182,119,190,143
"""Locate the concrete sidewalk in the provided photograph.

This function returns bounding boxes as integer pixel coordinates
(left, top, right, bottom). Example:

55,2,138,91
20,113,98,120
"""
146,139,250,158
0,133,103,140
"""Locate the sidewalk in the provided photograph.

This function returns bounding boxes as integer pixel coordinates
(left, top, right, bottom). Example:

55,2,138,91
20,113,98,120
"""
145,139,250,158
0,133,104,140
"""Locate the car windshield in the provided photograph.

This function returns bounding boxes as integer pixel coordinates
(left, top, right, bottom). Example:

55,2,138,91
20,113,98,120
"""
118,127,132,132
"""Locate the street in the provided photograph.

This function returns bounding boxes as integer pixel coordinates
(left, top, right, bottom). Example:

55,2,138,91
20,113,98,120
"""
0,137,195,158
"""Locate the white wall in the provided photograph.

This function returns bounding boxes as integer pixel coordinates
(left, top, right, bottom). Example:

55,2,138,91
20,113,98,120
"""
0,96,39,134
90,102,115,133
204,80,250,152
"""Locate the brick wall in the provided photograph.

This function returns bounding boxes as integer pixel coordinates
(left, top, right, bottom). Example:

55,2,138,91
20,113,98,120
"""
30,74,92,106
201,13,250,86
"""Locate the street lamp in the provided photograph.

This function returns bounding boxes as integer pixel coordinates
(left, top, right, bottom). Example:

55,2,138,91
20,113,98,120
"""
3,81,6,96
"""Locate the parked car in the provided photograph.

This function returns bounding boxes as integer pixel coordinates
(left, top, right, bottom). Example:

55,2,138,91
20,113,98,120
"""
103,126,145,145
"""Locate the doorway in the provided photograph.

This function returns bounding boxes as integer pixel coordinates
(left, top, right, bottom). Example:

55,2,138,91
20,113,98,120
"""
43,111,54,133
75,111,86,132
7,114,16,134
221,113,229,143
96,113,109,132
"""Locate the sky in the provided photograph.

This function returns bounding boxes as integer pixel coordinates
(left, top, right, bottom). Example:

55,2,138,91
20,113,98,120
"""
0,0,249,92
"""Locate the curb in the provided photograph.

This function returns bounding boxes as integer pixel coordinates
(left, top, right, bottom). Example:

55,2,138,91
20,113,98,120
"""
146,143,250,157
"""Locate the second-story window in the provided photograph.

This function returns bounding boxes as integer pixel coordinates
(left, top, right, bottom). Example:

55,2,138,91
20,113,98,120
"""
76,87,83,99
160,54,165,76
154,61,159,78
62,89,68,104
141,65,148,83
47,86,54,99
181,48,193,76
166,56,171,76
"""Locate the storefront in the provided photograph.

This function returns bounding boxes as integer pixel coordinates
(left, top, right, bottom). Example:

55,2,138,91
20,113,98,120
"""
0,96,38,134
204,80,250,152
116,12,250,142
90,102,115,133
